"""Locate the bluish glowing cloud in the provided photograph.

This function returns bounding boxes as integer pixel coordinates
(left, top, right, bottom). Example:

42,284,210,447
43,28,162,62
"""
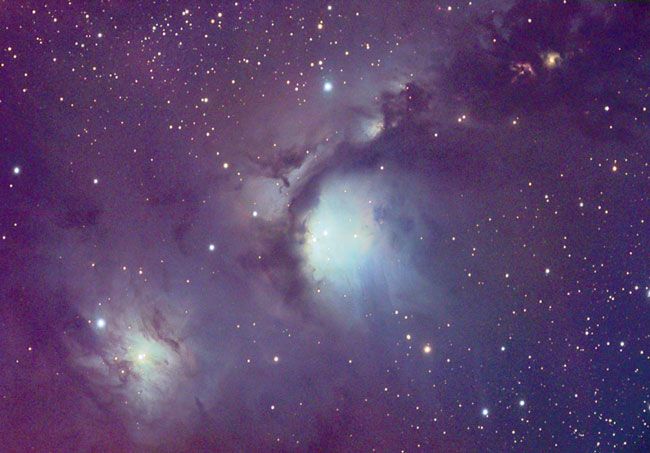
301,172,392,314
304,182,377,279
300,169,441,318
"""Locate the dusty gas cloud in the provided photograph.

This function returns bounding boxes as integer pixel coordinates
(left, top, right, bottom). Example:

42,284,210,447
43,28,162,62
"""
1,1,648,451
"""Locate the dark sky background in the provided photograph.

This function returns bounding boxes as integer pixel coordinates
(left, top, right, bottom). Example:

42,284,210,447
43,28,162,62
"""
1,1,649,451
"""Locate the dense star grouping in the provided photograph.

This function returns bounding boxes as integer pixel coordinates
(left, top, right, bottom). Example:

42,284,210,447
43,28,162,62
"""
1,1,649,451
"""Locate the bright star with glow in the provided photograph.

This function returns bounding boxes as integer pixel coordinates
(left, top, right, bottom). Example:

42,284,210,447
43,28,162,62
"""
542,50,562,69
96,318,106,328
323,81,333,92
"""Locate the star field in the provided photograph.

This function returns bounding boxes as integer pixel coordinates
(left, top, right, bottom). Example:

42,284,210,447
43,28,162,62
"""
1,1,649,451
